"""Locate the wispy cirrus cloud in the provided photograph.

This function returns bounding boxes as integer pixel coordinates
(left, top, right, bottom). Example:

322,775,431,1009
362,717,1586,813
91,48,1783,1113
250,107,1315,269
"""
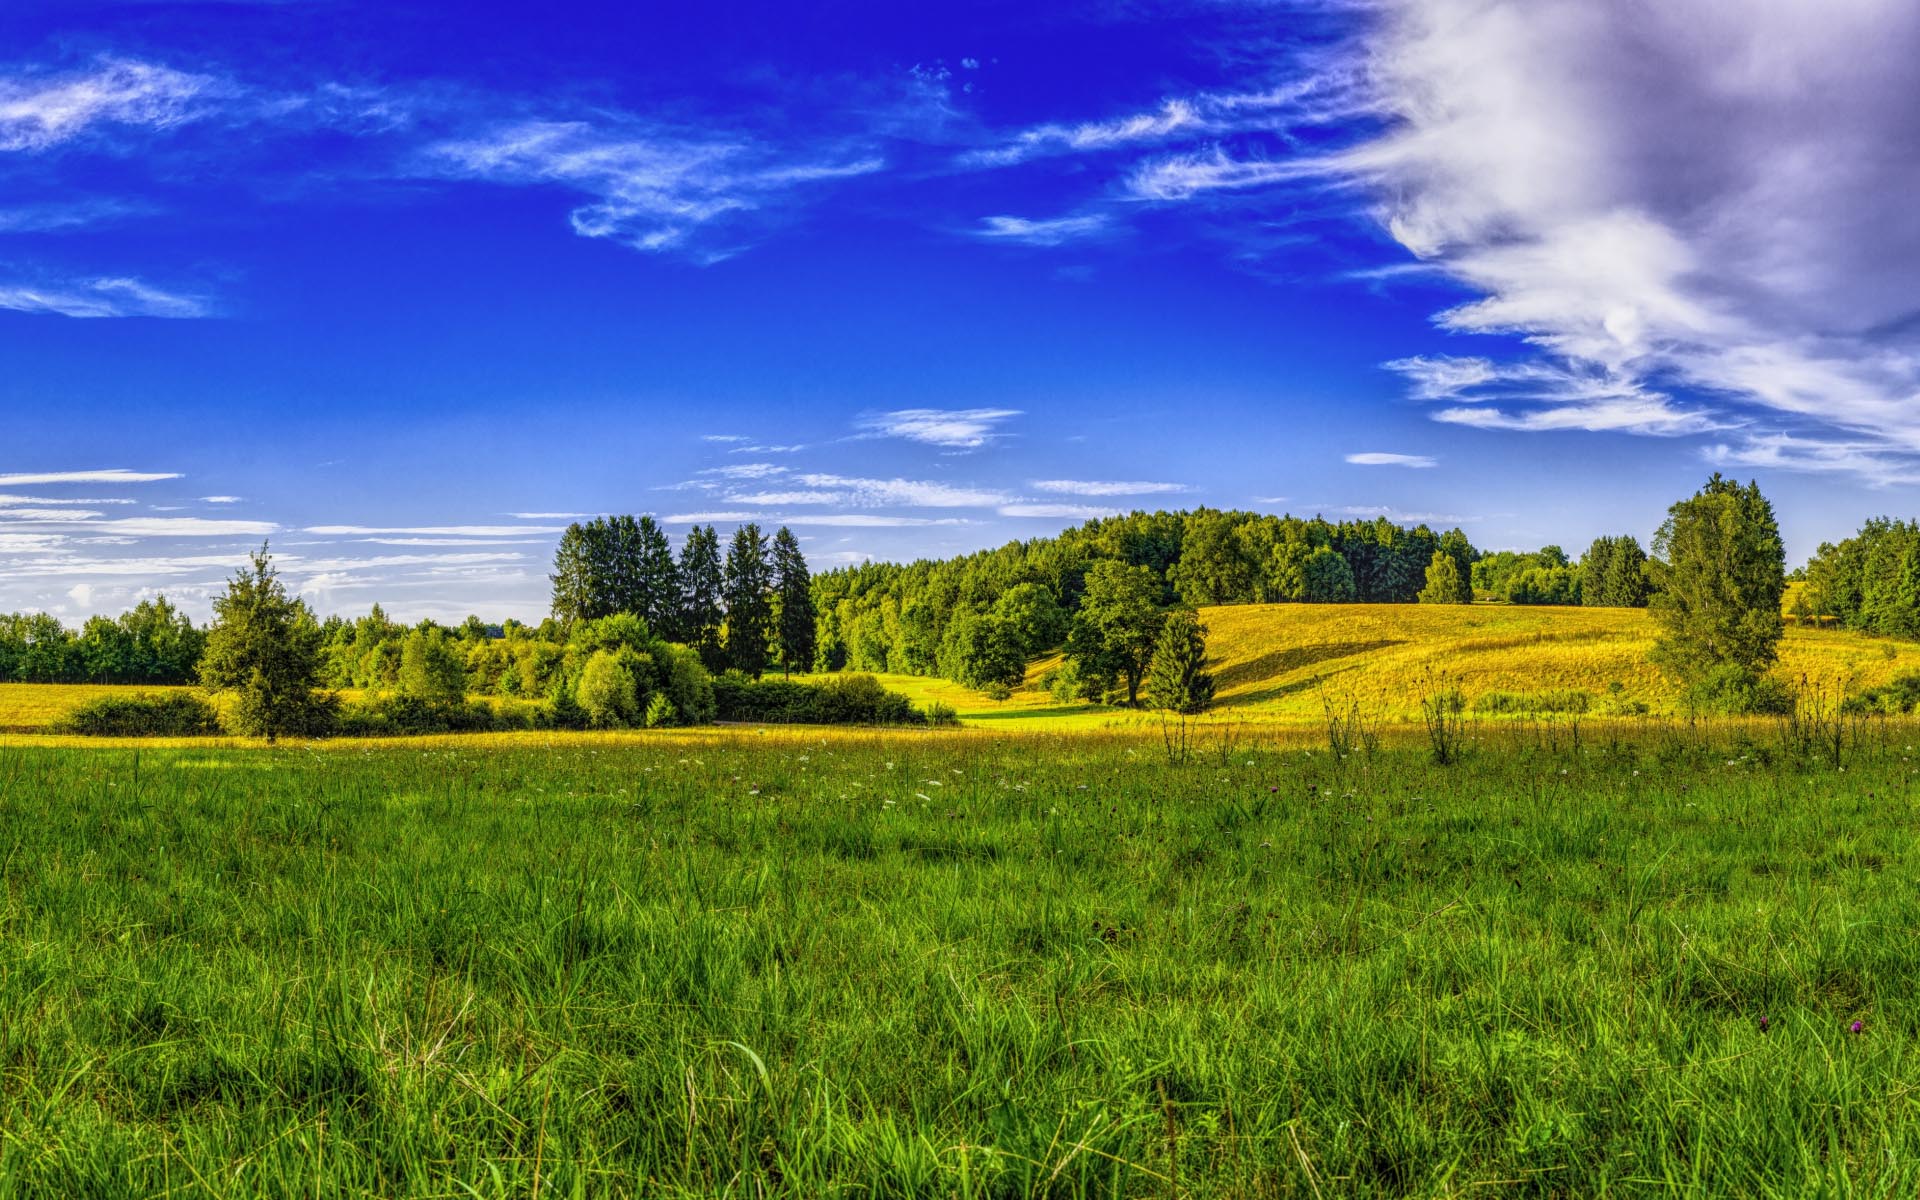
0,57,217,152
856,408,1020,449
790,474,1008,507
0,469,181,486
1345,452,1435,468
971,213,1110,246
303,524,567,537
0,277,210,319
422,119,882,256
999,502,1117,521
1031,479,1189,496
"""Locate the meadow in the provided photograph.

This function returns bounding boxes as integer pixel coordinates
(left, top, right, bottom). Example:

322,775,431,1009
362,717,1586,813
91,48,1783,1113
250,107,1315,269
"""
4,720,1920,1197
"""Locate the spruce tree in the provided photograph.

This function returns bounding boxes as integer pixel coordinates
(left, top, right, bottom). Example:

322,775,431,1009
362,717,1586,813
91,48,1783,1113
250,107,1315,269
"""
678,525,726,669
199,545,331,742
770,526,816,677
722,523,774,678
634,516,680,636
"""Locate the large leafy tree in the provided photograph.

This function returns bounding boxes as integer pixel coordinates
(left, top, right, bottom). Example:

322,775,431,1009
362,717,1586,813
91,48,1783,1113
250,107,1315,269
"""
678,525,726,669
722,523,774,678
1417,550,1471,604
1065,560,1165,705
770,526,815,677
199,545,331,741
1649,474,1786,680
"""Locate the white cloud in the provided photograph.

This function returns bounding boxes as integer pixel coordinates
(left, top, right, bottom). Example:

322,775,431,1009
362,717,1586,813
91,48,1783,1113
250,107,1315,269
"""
199,495,242,504
726,490,846,506
856,408,1020,448
304,524,566,537
972,214,1109,246
423,119,882,256
0,58,215,152
0,493,135,506
793,474,1008,507
0,469,180,486
698,462,787,480
662,511,764,524
506,511,595,519
1031,479,1189,496
998,503,1118,520
781,515,971,528
66,583,92,606
1345,452,1436,468
0,277,210,318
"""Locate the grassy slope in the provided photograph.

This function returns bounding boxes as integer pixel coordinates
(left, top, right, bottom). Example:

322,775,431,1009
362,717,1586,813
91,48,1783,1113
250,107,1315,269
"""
873,603,1920,730
3,732,1919,1195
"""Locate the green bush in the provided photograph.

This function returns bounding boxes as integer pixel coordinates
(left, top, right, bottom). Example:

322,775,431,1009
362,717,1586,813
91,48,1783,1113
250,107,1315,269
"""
1685,665,1794,715
712,672,926,726
53,691,222,737
644,693,676,728
1841,672,1920,715
334,695,516,737
577,649,641,729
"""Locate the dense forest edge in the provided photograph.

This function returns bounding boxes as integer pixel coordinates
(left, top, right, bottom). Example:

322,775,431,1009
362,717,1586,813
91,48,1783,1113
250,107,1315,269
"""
8,475,1920,738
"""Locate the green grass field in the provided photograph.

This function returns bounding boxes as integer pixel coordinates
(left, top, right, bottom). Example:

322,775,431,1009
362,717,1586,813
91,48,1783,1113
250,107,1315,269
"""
4,723,1920,1196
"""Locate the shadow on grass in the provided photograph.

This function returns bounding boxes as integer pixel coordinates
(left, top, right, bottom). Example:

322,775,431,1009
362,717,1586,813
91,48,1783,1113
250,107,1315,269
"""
1213,641,1404,698
960,704,1111,723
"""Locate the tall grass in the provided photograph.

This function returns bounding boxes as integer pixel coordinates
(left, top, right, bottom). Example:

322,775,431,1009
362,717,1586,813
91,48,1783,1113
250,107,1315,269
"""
1,729,1919,1195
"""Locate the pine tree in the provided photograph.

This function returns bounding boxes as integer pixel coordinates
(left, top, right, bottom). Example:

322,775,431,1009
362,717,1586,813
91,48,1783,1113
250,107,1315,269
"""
634,516,680,637
199,544,331,742
549,521,605,624
722,524,774,678
678,525,725,670
1144,609,1215,765
770,526,816,677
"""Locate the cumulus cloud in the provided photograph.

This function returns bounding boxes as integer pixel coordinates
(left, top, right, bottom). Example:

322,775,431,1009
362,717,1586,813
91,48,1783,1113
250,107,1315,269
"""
856,408,1020,448
1345,452,1436,468
0,58,215,152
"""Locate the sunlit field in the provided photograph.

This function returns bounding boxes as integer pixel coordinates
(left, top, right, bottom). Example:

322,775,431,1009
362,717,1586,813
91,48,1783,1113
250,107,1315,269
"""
870,604,1920,732
4,723,1920,1197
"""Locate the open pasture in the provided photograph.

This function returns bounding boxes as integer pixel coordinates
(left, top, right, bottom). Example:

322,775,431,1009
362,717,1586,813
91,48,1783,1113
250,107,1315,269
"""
3,725,1919,1196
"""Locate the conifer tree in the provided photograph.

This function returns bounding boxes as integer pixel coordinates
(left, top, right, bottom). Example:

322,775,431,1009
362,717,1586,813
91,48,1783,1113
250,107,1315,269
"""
722,524,773,677
678,525,726,670
770,526,816,677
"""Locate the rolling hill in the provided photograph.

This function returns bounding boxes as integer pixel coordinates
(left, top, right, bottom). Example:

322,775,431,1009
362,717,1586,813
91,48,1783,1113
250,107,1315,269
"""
870,603,1920,729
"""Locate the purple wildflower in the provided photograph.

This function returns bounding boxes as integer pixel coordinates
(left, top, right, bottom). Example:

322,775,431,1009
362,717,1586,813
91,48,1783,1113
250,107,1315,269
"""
1758,1015,1769,1033
1850,1020,1865,1035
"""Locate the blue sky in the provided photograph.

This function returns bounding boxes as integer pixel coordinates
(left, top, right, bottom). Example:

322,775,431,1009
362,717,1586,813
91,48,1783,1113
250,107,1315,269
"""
4,0,1918,622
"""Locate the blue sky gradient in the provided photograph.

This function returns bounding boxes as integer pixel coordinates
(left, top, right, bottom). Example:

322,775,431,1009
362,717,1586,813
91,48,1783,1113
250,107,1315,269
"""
4,0,1917,621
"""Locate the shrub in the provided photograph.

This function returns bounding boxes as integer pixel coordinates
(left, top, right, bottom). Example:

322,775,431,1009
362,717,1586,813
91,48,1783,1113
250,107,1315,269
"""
53,691,222,737
982,681,1013,702
577,649,641,729
1048,662,1084,703
1685,664,1794,715
924,701,960,727
657,643,716,725
1841,672,1920,715
644,693,676,728
712,672,926,726
334,695,503,737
